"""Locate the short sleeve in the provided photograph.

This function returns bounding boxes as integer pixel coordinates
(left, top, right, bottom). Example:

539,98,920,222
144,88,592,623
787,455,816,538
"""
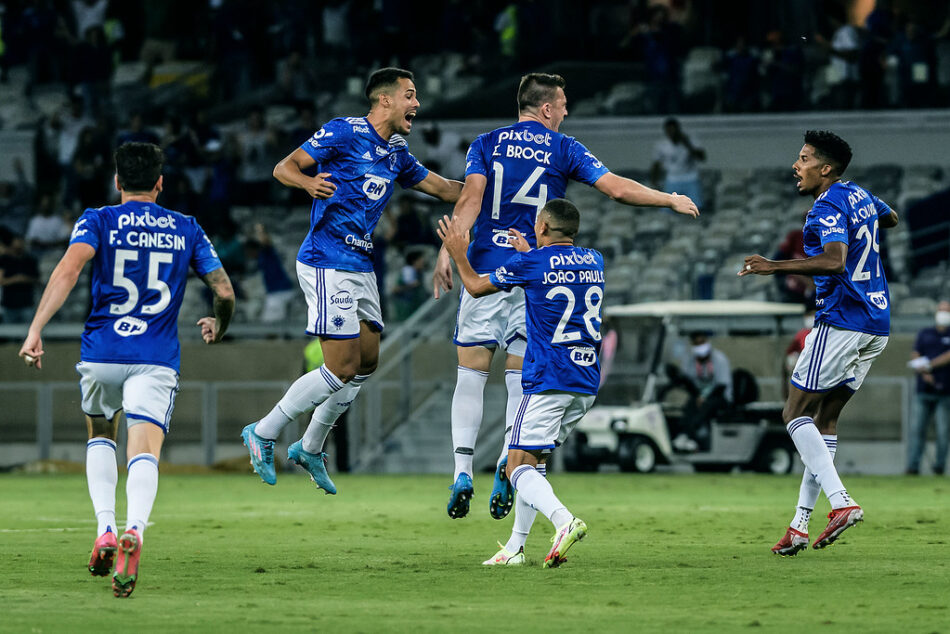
464,136,488,178
489,252,530,291
809,199,849,246
190,218,224,276
396,151,429,188
299,119,350,163
873,194,894,219
565,138,610,186
69,209,102,251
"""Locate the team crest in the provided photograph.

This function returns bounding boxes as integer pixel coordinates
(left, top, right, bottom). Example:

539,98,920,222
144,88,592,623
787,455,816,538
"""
332,316,346,330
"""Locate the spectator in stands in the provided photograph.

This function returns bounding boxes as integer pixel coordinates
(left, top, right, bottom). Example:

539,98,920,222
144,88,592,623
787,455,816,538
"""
74,25,113,117
628,5,685,114
762,30,805,112
420,124,466,181
276,50,316,107
247,223,295,324
70,0,108,42
669,331,733,452
21,0,71,98
392,250,428,321
817,13,861,109
233,108,278,207
56,97,94,206
906,301,950,475
117,111,160,147
286,103,318,148
891,20,938,109
859,2,895,109
0,234,40,323
773,217,815,305
72,126,109,212
0,158,35,236
722,36,761,112
651,118,705,211
25,194,71,253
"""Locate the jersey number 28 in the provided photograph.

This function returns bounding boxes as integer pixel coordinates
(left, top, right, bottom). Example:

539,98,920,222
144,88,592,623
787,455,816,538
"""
546,285,603,343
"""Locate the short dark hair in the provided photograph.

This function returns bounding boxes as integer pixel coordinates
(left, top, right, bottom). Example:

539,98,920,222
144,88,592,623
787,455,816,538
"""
540,198,580,237
517,73,566,112
365,67,414,103
804,130,852,176
115,142,163,192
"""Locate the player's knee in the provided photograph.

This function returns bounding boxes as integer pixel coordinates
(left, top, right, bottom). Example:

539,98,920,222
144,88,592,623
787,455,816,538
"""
88,416,116,440
357,359,378,376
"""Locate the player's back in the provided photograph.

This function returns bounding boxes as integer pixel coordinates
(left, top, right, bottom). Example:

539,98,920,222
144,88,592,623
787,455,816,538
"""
804,181,891,336
495,244,605,395
71,200,221,371
465,121,608,273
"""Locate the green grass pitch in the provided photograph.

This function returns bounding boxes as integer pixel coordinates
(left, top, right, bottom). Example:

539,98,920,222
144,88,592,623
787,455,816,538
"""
1,472,947,633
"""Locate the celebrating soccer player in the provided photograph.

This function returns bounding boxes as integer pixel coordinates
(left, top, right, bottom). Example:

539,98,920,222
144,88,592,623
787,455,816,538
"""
740,130,899,554
18,142,236,597
432,72,699,521
439,198,601,567
241,68,462,493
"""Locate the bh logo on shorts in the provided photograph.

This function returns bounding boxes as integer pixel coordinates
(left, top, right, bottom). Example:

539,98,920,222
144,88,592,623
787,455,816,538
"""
362,175,390,201
114,316,148,337
569,346,597,367
330,291,354,310
867,291,888,310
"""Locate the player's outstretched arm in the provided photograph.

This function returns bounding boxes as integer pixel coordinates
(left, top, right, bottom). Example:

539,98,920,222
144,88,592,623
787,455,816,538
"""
19,243,95,369
879,209,899,229
273,148,337,200
739,242,846,277
433,173,487,298
437,214,499,298
197,267,235,344
412,171,464,203
593,172,699,217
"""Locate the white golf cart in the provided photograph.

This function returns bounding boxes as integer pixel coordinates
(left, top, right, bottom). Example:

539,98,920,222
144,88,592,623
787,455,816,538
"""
563,301,804,474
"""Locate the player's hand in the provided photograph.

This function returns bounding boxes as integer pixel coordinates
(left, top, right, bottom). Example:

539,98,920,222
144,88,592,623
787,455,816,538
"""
19,331,44,369
432,248,454,299
306,173,337,199
507,228,531,252
197,317,222,344
436,215,470,262
670,192,699,218
738,255,776,276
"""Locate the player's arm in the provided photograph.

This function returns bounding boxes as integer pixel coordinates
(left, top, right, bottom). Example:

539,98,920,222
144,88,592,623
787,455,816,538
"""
437,214,499,298
739,241,847,277
272,147,337,200
433,173,488,298
879,208,899,229
18,243,95,369
412,171,463,203
593,172,699,218
197,267,235,344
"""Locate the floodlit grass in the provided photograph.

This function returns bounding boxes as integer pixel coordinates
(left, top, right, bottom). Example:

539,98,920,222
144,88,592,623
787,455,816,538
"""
1,473,947,633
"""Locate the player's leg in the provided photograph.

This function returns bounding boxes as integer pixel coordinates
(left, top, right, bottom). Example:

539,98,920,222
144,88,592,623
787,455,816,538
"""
76,362,123,576
490,350,524,520
446,344,493,518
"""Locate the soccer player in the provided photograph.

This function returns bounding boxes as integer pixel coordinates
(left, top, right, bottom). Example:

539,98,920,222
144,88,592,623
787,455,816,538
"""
739,130,898,554
439,198,602,567
242,68,462,493
18,142,235,597
432,72,698,520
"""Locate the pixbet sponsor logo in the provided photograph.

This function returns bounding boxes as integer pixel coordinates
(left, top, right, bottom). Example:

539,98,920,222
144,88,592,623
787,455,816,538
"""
548,252,596,268
498,129,552,146
117,210,176,230
114,316,148,337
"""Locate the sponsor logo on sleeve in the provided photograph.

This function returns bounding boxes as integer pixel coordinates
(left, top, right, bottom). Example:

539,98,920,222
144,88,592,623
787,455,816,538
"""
71,218,88,240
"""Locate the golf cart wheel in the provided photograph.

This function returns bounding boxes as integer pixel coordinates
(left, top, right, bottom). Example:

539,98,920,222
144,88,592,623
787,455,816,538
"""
618,436,657,473
754,440,795,474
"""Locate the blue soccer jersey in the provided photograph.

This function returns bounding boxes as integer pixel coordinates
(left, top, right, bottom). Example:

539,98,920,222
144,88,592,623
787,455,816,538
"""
465,121,609,273
297,117,429,272
804,181,893,336
490,245,605,394
69,201,223,371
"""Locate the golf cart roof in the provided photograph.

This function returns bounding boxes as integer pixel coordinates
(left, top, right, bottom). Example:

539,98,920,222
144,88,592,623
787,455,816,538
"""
608,301,805,318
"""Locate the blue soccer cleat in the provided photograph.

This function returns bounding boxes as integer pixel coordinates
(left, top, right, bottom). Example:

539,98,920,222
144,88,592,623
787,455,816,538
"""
288,441,337,495
489,457,514,520
447,473,474,519
242,423,276,485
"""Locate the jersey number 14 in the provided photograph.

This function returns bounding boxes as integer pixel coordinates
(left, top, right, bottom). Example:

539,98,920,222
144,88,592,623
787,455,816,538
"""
491,163,547,219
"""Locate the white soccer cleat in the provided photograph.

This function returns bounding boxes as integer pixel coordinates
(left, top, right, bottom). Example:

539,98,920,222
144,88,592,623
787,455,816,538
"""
482,542,525,566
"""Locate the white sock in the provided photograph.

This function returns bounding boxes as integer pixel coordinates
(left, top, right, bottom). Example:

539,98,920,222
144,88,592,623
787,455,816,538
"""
302,374,368,453
256,364,345,439
791,435,837,532
451,366,488,480
504,464,544,553
125,453,159,535
499,370,522,466
86,438,117,536
786,417,851,509
510,464,572,529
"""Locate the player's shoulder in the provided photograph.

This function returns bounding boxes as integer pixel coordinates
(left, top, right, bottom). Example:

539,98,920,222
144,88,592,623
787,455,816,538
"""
388,133,409,149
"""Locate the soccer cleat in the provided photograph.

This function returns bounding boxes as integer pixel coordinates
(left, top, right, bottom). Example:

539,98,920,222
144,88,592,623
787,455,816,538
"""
482,543,525,566
543,517,588,569
88,529,117,576
242,423,276,485
771,527,809,557
447,473,474,519
489,458,514,520
287,441,337,495
112,529,141,598
812,505,863,549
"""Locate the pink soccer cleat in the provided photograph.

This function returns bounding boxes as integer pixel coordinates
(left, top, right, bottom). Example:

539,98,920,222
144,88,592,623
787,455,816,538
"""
112,529,142,598
812,505,863,549
88,529,117,576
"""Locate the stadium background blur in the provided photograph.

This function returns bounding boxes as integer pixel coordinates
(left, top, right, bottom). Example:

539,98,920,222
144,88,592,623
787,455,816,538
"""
1,0,950,476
